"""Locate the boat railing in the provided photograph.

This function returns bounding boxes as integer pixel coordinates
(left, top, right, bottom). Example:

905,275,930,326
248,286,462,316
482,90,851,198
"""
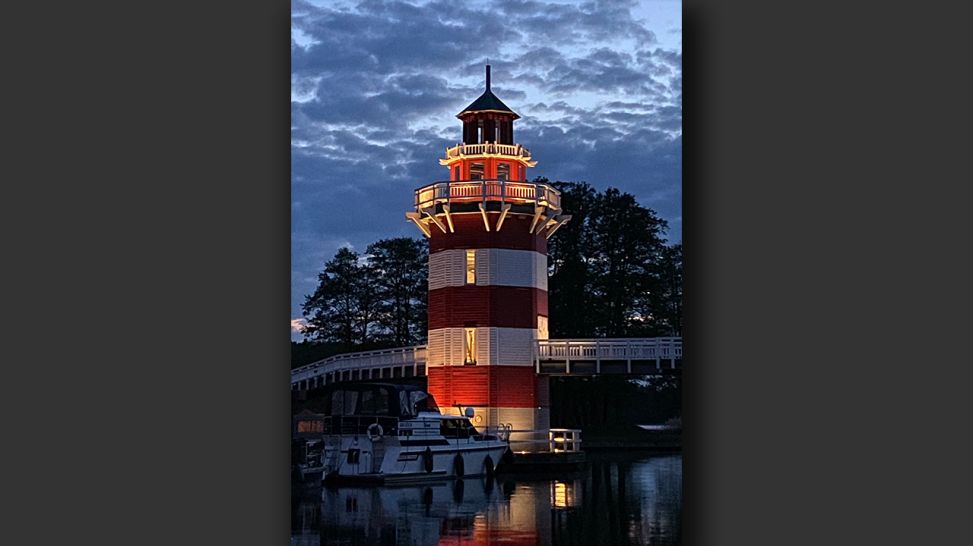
473,424,512,442
322,415,399,436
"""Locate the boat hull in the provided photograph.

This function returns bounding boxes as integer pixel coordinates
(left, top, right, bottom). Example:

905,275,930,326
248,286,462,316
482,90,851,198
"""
322,435,508,484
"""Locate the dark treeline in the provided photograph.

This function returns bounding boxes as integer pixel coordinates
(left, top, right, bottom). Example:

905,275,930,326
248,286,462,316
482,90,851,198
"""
293,180,682,368
550,375,681,430
545,179,682,338
295,238,427,368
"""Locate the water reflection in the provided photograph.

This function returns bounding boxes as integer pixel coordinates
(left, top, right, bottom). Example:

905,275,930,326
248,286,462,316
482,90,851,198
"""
292,452,681,545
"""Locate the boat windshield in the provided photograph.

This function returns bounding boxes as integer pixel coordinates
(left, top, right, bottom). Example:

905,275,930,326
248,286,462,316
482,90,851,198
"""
322,385,440,418
400,390,440,417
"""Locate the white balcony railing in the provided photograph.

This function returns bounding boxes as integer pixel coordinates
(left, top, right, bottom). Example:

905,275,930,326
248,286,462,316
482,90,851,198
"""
443,142,532,161
414,179,561,211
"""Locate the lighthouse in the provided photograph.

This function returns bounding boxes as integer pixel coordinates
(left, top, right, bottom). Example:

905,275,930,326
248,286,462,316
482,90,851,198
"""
407,66,571,439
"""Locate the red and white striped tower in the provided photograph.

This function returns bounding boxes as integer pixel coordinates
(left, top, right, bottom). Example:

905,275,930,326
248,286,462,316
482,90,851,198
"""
406,66,571,437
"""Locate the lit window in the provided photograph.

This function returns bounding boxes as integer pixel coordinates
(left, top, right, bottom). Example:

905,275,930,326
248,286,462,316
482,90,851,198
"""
537,316,548,340
464,327,476,365
497,163,509,181
466,250,476,284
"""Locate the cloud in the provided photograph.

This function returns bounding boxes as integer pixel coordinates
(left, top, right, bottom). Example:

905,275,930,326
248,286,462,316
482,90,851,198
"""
291,318,308,341
291,318,308,333
291,0,681,319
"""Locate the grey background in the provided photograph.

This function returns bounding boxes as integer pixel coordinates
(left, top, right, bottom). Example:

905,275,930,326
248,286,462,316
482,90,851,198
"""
2,1,972,544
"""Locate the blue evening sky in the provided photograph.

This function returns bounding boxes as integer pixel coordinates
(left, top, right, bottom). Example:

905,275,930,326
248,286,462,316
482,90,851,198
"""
291,0,682,339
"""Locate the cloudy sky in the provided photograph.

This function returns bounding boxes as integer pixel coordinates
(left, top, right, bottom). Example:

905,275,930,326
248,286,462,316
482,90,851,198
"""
291,0,682,340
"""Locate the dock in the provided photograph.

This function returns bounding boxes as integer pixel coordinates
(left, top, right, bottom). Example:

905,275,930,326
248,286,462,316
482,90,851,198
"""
497,428,587,473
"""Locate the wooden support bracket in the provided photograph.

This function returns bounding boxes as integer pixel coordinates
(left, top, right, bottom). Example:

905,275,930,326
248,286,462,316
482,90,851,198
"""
495,203,511,231
478,202,490,232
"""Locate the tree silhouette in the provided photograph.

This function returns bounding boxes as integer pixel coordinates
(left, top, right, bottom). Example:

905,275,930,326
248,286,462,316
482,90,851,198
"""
301,238,428,347
547,180,679,337
366,238,428,346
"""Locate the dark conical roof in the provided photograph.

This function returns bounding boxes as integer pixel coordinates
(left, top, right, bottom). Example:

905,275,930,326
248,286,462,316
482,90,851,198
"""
456,65,520,119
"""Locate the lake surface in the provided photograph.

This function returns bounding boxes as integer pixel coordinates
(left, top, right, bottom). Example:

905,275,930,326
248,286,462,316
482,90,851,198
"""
292,451,682,545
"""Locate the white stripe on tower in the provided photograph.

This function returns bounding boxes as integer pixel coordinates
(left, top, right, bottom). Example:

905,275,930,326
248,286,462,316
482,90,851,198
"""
426,327,537,368
428,248,547,291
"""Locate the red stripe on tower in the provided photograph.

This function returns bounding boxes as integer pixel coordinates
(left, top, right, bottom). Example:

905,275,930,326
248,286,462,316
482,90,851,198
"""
428,286,547,330
429,214,548,254
426,366,540,408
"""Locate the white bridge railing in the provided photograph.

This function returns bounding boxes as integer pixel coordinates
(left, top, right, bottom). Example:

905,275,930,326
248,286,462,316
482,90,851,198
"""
535,337,682,374
291,337,682,389
291,345,427,388
536,337,682,360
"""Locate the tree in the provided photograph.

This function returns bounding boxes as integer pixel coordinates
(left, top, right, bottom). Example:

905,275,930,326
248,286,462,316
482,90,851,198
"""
589,187,668,336
651,243,682,336
301,238,428,348
547,180,598,337
546,179,677,338
366,237,428,346
302,247,368,345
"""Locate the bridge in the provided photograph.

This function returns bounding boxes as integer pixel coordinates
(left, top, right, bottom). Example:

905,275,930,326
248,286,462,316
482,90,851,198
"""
290,337,682,391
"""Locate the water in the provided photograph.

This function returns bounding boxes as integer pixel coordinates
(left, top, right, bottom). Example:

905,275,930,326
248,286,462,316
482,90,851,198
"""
292,452,682,545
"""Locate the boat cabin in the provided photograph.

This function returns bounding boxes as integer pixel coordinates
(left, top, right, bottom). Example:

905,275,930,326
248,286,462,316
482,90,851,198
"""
299,383,443,437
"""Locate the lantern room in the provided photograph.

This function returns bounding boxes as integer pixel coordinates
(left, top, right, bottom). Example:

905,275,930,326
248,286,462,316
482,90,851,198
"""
439,65,537,184
458,65,518,145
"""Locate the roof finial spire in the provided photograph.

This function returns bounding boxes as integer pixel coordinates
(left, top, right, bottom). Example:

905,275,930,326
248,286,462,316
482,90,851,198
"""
485,64,491,91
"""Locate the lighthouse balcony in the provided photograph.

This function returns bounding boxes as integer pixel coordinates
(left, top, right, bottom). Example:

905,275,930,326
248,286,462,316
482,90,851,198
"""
439,142,536,166
414,179,561,215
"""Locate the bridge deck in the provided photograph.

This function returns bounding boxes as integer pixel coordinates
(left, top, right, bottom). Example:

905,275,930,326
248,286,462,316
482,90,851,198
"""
291,337,682,390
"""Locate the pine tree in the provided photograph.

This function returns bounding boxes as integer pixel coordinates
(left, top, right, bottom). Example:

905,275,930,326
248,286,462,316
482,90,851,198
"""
366,237,428,346
302,247,368,345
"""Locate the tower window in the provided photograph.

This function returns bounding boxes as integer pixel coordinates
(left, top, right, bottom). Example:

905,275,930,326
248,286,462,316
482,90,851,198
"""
470,163,484,180
537,316,549,340
497,163,509,181
464,327,476,365
453,166,460,180
466,250,476,284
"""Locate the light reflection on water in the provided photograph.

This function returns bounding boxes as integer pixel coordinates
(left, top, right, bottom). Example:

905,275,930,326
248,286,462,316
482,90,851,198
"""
292,452,681,545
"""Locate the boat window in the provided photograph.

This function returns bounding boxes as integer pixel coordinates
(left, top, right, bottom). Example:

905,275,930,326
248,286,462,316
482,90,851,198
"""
440,418,471,439
403,391,440,417
330,390,359,416
327,387,395,416
356,388,390,415
295,419,324,434
470,163,484,180
399,390,411,417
